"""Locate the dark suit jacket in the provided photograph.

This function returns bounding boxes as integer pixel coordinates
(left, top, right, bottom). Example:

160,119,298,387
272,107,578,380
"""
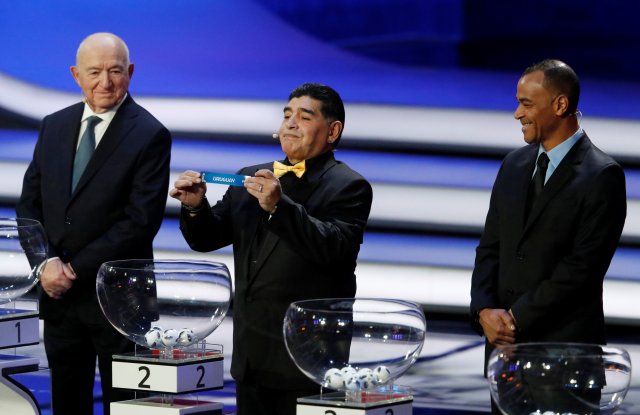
180,151,373,389
17,95,172,322
471,134,626,351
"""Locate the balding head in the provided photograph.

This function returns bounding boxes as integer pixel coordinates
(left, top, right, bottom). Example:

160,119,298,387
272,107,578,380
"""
77,32,130,67
71,32,134,113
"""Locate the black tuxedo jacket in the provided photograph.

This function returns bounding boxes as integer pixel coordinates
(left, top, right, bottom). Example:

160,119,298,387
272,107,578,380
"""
180,151,373,389
17,95,171,321
471,133,626,350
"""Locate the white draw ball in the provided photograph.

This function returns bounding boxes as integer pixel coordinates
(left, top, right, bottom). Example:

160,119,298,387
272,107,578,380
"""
373,365,391,384
161,328,179,347
357,368,375,390
177,328,195,346
323,368,344,389
144,326,162,348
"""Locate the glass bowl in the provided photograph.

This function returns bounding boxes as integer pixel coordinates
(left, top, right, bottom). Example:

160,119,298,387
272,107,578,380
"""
96,259,231,351
0,218,47,305
283,298,426,393
488,342,632,415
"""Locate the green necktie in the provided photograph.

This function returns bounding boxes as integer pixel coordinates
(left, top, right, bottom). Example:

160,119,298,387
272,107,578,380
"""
72,116,102,191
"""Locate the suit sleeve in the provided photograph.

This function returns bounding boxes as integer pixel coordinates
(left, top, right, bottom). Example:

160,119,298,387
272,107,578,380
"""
69,127,172,279
179,189,234,252
511,164,627,332
264,173,373,265
469,161,504,334
16,117,58,258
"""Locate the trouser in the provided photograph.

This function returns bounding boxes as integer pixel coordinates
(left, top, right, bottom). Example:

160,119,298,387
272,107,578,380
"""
44,304,134,415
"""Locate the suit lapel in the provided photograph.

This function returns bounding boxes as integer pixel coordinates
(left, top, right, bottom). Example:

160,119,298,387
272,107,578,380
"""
521,135,588,235
71,96,137,198
516,146,538,229
60,104,84,204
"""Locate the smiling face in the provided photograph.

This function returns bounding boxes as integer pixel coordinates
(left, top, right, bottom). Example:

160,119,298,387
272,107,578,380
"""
278,96,342,164
513,70,576,151
70,34,133,114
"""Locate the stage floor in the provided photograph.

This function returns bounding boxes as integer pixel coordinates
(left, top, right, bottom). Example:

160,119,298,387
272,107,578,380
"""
7,316,640,415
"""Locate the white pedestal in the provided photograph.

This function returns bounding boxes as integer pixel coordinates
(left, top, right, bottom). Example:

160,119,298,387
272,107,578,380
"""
0,309,39,349
111,396,223,415
112,349,224,394
0,354,41,415
297,390,413,415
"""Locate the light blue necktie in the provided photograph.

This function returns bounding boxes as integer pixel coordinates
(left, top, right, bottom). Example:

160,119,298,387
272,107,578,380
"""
72,116,102,191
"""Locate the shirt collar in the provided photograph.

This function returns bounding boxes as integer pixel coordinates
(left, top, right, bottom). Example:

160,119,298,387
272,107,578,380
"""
538,128,584,170
81,93,127,123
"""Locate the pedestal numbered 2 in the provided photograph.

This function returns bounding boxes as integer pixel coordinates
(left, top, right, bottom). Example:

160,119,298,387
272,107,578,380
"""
111,352,225,415
112,354,223,394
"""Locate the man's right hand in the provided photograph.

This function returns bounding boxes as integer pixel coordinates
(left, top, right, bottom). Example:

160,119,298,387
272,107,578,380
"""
40,258,76,299
169,170,207,208
479,308,517,346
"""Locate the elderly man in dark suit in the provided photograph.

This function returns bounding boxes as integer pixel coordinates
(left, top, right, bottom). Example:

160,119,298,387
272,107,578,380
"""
17,32,171,415
470,59,626,413
171,83,373,415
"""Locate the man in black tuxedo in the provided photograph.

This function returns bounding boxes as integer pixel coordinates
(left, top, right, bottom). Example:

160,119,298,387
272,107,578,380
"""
171,83,373,415
470,60,626,413
17,32,171,415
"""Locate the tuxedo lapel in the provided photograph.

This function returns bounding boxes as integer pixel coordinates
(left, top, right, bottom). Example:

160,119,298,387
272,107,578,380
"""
287,154,337,206
246,153,337,286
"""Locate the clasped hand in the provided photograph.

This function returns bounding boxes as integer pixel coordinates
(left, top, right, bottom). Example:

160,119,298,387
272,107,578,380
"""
479,308,517,346
41,258,76,299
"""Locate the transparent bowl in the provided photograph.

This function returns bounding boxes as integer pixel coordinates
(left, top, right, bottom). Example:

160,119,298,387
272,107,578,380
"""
0,218,47,305
96,259,231,351
488,342,632,415
283,298,426,393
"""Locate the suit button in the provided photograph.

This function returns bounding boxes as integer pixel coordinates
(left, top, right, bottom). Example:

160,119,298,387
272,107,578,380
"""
64,217,72,225
516,251,524,260
507,288,515,296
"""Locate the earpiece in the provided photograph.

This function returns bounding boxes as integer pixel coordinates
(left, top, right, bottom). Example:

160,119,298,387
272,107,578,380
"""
272,133,279,139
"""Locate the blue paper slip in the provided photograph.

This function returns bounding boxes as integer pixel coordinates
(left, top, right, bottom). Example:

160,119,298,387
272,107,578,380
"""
201,171,249,186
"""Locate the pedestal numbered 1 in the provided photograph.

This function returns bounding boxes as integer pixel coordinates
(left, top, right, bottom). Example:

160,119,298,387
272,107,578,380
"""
0,310,39,349
0,309,42,415
112,354,223,394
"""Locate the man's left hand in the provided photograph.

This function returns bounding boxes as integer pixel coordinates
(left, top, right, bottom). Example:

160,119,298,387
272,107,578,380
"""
245,169,281,214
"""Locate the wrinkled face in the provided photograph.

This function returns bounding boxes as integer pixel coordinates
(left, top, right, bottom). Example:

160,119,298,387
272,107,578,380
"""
278,96,340,164
514,70,561,147
71,37,133,113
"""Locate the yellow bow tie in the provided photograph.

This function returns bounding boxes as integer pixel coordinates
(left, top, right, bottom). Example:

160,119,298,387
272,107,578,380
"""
273,160,306,178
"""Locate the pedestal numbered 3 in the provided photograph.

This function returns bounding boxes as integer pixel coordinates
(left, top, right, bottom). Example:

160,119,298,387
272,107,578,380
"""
297,392,413,415
112,354,223,394
0,310,39,349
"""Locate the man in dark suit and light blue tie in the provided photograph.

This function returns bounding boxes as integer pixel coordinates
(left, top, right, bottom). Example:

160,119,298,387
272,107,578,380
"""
171,83,373,415
470,59,627,413
17,32,172,415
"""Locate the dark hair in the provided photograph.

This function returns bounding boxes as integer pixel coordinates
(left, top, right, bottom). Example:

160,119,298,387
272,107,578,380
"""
523,59,580,115
288,83,345,146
